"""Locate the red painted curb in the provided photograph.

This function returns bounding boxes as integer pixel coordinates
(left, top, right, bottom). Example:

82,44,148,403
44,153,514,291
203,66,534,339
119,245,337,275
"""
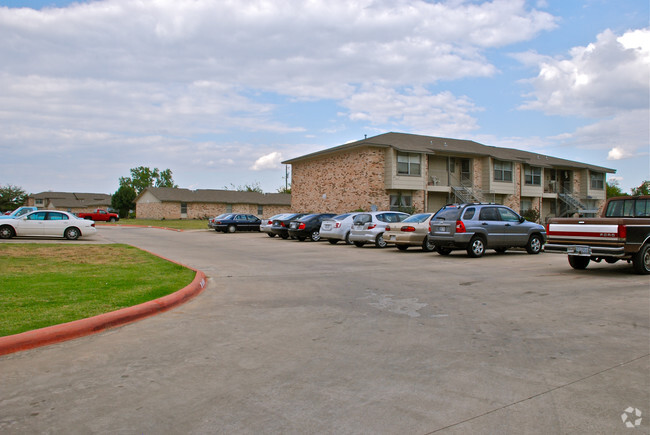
0,268,207,357
96,223,184,232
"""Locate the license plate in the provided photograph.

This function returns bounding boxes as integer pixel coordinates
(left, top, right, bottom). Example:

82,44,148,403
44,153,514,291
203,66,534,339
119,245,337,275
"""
290,223,297,229
389,235,396,241
438,226,446,232
322,224,331,230
568,246,591,256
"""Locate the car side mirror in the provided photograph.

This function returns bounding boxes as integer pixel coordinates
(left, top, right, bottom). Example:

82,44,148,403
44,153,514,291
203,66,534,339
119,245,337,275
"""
519,216,526,223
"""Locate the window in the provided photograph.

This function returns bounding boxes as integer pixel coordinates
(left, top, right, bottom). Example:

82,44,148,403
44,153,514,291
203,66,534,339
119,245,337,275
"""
257,205,263,216
478,207,499,221
497,207,520,222
635,199,649,217
524,166,541,186
180,202,187,214
35,199,44,206
27,212,47,220
397,152,421,176
389,194,412,211
47,212,68,220
590,172,604,190
493,160,513,182
462,207,476,220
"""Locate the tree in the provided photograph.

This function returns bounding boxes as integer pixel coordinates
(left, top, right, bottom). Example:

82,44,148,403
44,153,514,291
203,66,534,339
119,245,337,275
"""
0,184,28,212
631,180,649,196
111,184,137,218
225,181,263,193
119,166,177,195
606,180,626,198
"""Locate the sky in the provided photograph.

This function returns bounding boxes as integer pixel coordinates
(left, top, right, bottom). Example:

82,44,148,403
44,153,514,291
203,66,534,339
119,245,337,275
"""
1,0,648,195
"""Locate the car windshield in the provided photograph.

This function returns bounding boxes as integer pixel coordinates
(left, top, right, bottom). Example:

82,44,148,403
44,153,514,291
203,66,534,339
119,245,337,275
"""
402,213,431,223
299,214,318,221
332,213,351,220
433,207,461,220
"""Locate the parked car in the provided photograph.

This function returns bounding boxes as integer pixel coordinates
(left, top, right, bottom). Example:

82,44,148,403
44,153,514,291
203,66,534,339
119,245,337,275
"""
387,213,437,251
0,210,97,240
261,213,291,237
320,213,360,245
287,213,337,241
428,203,546,258
212,214,261,233
208,213,233,230
76,208,119,222
270,213,309,239
0,206,38,219
349,211,410,248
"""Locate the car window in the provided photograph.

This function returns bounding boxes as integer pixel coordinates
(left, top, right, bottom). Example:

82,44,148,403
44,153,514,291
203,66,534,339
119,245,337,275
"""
433,207,460,221
47,212,68,220
353,214,372,225
27,212,47,220
333,213,350,220
498,207,520,222
478,207,499,221
402,213,430,223
634,199,649,217
462,207,475,220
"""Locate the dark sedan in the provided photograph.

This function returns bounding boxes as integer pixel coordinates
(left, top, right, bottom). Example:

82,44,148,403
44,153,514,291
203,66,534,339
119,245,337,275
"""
213,214,261,233
270,213,308,239
287,213,337,241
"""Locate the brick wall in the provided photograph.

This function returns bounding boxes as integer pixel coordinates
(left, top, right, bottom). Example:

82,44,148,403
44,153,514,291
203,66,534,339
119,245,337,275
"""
291,147,389,213
137,202,291,220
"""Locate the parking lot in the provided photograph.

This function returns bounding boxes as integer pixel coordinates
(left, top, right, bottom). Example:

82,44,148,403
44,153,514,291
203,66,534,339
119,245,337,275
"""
1,227,648,434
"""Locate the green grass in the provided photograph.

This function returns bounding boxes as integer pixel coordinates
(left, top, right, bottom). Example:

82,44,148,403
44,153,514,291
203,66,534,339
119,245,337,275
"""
103,219,210,230
0,244,197,337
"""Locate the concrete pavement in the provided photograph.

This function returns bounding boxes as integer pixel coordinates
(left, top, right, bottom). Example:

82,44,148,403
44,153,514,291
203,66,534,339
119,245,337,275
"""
0,227,648,434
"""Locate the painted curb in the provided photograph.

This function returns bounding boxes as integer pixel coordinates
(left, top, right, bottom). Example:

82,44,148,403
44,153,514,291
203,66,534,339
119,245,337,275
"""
0,267,207,357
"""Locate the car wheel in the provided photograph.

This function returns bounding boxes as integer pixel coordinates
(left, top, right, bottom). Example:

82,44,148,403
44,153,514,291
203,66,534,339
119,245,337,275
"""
632,243,650,275
396,245,408,251
375,233,387,248
0,225,15,239
267,233,276,237
297,236,306,241
310,230,321,242
525,234,542,254
466,235,485,258
422,237,435,252
435,246,452,255
227,225,236,233
344,231,352,245
109,217,117,222
280,233,289,239
494,247,507,254
328,239,338,245
353,241,365,247
568,256,590,270
65,227,80,240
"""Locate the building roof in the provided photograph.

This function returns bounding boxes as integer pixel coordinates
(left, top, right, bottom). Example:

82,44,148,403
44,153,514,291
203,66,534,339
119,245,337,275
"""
30,191,112,208
282,132,616,173
138,187,291,205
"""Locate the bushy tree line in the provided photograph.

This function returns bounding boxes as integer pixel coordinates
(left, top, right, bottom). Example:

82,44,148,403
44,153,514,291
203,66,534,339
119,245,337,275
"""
111,166,177,218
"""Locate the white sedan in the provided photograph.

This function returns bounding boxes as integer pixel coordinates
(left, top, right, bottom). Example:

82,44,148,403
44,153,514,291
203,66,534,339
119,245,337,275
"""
0,210,97,240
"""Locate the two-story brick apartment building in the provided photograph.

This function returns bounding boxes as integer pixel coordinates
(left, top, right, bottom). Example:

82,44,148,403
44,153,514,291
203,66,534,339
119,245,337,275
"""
283,132,615,221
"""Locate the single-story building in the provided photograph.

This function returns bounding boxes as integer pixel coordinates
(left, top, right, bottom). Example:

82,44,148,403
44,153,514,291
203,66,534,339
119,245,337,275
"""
282,132,616,221
26,192,113,213
135,187,292,219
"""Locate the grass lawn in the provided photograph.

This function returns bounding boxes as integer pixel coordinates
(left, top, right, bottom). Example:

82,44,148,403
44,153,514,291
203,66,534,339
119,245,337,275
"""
102,219,209,230
0,244,197,337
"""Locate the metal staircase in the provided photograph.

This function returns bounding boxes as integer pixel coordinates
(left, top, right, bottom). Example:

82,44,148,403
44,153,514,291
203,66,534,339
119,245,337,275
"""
452,184,485,204
558,187,587,216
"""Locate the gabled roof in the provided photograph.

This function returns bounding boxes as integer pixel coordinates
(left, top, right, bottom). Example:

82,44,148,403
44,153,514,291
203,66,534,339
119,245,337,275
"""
30,192,112,208
137,187,291,205
282,132,616,173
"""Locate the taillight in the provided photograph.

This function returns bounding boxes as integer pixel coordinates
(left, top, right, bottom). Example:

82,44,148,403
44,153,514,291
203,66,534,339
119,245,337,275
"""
455,220,466,233
367,224,376,230
267,220,273,225
281,222,286,227
401,226,416,232
385,225,391,231
335,222,341,228
298,222,306,230
91,223,95,227
618,225,626,239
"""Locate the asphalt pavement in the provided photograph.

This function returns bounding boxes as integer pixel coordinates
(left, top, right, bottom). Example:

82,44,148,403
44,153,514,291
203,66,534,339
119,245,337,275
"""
0,227,648,434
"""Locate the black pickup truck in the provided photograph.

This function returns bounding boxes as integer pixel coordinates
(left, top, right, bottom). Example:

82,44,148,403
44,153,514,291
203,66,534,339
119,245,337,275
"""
545,196,650,274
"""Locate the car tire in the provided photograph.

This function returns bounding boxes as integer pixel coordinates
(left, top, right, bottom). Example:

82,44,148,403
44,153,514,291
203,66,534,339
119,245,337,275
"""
310,231,321,242
344,231,352,245
375,233,387,248
396,245,408,251
632,243,650,275
328,239,338,245
525,234,543,254
466,235,485,258
267,233,276,237
435,246,452,256
227,225,236,233
65,227,80,240
109,217,117,223
422,237,436,252
353,241,365,247
280,233,289,239
568,255,590,270
0,225,15,239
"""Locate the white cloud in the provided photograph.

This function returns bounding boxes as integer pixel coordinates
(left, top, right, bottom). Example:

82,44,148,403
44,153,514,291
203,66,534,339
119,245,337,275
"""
251,151,283,171
518,28,650,117
607,147,632,161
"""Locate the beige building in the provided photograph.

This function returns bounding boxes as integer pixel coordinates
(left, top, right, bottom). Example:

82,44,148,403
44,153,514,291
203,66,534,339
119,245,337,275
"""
26,192,113,213
283,132,616,222
135,187,292,220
